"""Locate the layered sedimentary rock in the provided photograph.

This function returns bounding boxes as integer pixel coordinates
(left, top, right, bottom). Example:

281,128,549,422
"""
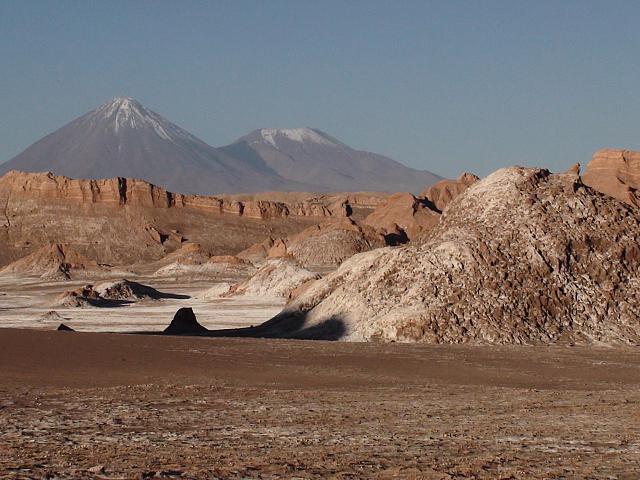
0,171,350,267
582,149,640,206
260,167,640,344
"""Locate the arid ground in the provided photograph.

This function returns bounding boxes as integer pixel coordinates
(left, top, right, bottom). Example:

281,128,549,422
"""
1,329,639,479
0,275,281,333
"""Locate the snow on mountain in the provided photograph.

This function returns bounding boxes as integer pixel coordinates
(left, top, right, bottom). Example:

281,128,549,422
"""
0,97,313,195
257,128,339,148
95,97,182,140
1,97,442,194
224,128,442,193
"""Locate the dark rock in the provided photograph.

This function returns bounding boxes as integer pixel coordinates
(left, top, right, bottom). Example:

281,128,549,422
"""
57,323,75,332
163,308,207,335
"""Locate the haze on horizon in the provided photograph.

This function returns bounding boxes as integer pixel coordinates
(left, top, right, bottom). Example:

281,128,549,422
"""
1,0,640,179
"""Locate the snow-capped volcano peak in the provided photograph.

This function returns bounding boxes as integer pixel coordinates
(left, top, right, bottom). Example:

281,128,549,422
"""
91,97,191,142
259,128,340,148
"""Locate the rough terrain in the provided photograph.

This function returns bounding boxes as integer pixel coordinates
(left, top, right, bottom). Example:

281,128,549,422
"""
0,170,345,266
1,329,639,479
263,167,640,343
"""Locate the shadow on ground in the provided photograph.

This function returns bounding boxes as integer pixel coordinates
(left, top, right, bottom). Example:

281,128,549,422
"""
152,307,347,341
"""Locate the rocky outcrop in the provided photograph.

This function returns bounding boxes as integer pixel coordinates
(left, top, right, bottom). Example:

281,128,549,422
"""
0,244,100,280
236,238,275,264
421,172,479,212
0,171,329,267
96,279,188,301
266,219,385,269
54,280,184,307
582,149,640,206
153,253,254,278
363,192,440,243
164,308,207,335
362,173,479,244
0,171,353,220
214,259,321,300
262,167,640,344
54,285,104,308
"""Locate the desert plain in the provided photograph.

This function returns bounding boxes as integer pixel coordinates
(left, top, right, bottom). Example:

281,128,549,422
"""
2,330,640,479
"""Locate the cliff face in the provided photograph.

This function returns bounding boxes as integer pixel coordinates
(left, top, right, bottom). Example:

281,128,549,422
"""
0,171,350,219
0,171,348,267
582,149,640,206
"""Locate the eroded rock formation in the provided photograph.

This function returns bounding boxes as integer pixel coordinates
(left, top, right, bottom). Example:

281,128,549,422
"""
262,167,640,344
582,149,640,206
265,219,385,269
164,308,207,335
363,192,440,243
363,172,479,243
0,243,100,280
215,259,321,300
0,171,344,267
420,172,480,212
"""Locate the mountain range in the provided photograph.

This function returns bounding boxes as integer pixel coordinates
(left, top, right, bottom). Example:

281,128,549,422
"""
0,97,441,195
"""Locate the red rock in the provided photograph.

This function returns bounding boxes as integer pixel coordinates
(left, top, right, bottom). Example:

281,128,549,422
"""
582,149,640,206
421,172,479,212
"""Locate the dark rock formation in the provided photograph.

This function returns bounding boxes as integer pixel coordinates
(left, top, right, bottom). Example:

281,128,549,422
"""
163,308,208,335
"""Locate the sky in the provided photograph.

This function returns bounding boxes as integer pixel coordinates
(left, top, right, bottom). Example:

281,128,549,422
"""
1,0,640,178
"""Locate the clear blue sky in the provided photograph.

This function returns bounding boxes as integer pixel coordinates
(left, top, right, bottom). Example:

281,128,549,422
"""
1,0,639,178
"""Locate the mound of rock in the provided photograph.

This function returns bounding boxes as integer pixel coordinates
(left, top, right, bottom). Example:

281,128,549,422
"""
38,310,69,323
164,307,207,335
582,149,640,206
54,285,103,308
0,243,99,280
96,279,186,300
363,192,440,243
200,282,234,299
362,172,479,244
154,246,254,277
261,167,640,344
212,259,321,301
236,238,275,264
266,219,384,269
54,279,182,307
421,172,479,212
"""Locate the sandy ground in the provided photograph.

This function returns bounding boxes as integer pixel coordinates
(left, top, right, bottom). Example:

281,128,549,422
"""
0,275,282,332
1,328,639,479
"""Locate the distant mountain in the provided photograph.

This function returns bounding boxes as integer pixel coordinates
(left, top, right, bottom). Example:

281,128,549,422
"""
0,97,311,195
221,128,441,193
0,98,441,194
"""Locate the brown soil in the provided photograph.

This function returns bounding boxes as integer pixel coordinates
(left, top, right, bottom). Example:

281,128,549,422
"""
1,328,639,478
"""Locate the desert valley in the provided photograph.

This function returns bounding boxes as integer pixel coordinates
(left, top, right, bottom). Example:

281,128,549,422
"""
2,96,640,479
